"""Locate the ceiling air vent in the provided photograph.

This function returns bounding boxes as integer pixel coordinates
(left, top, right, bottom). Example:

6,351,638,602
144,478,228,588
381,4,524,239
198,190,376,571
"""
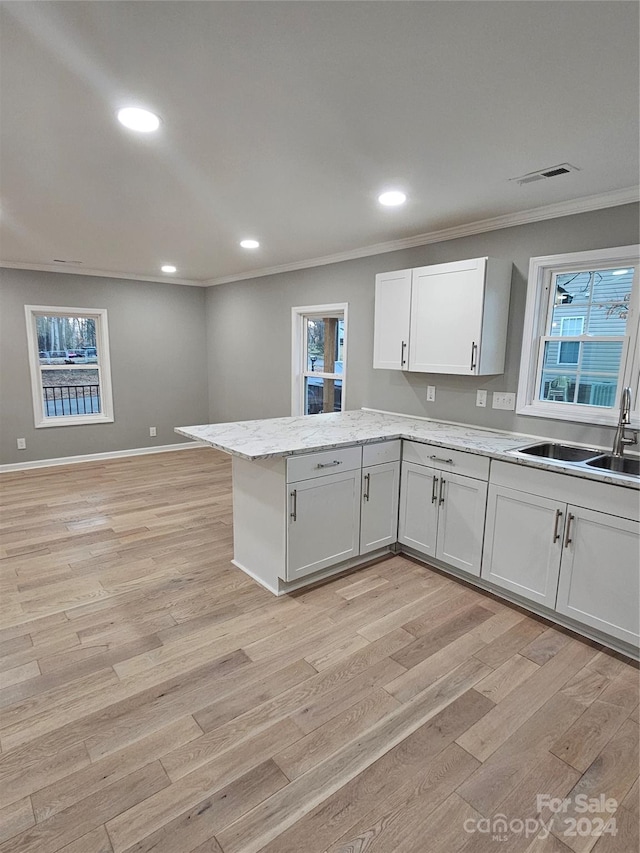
510,163,580,186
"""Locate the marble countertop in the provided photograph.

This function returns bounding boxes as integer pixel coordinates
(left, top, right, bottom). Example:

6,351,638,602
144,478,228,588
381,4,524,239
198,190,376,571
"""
176,409,640,490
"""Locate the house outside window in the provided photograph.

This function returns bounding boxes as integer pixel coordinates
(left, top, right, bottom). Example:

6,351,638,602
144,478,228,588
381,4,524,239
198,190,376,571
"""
291,303,347,416
556,317,585,366
25,305,114,427
516,246,639,426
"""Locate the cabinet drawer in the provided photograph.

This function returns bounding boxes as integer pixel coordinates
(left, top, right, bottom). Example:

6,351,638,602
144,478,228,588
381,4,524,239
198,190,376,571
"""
402,441,489,481
362,440,401,467
287,446,362,483
491,461,640,522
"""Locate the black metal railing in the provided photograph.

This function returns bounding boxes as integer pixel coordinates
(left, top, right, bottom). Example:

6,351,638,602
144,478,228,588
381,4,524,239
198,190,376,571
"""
43,385,101,416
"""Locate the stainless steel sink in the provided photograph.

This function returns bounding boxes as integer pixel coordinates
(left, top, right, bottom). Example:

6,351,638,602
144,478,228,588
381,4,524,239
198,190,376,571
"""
585,455,640,476
516,442,601,463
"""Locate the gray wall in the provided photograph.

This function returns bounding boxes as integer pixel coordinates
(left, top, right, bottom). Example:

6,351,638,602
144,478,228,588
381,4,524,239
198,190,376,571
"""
2,203,637,465
0,269,209,464
205,203,639,450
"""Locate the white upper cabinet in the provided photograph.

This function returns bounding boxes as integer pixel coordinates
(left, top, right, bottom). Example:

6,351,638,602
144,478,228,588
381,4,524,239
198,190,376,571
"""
374,257,512,375
373,269,412,370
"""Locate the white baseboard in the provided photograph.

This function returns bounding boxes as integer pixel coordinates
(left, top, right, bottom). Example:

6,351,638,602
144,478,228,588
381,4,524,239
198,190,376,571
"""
231,559,281,596
0,441,206,473
232,548,392,596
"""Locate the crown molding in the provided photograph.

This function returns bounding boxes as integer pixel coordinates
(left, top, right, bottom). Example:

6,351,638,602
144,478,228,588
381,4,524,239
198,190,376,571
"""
205,186,640,286
2,186,637,288
0,261,204,287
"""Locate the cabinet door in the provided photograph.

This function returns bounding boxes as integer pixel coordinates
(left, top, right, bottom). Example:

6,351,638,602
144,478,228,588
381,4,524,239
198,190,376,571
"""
286,469,361,581
556,507,640,647
360,461,400,555
436,472,487,577
398,461,438,557
373,269,412,370
481,484,563,608
408,259,485,374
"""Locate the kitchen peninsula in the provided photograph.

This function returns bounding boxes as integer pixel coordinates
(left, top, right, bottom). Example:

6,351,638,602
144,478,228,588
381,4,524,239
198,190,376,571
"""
177,409,639,658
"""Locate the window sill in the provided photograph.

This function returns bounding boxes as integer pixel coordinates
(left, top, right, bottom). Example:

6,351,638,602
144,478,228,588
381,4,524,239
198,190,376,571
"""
35,415,114,428
516,401,638,429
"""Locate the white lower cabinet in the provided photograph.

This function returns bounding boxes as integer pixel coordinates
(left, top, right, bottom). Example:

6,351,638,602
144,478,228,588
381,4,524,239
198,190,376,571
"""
483,462,640,651
287,467,361,581
236,440,638,655
398,444,488,577
398,461,438,556
436,472,488,576
285,440,400,582
555,507,639,647
482,484,563,608
360,460,400,554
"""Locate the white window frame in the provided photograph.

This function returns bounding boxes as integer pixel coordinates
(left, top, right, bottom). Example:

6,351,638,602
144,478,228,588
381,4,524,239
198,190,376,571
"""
25,305,114,428
291,303,348,416
516,245,640,428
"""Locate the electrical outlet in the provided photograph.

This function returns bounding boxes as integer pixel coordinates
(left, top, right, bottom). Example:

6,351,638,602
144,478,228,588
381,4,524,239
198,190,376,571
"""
476,390,487,408
426,385,436,402
17,438,26,450
492,392,516,410
149,427,157,437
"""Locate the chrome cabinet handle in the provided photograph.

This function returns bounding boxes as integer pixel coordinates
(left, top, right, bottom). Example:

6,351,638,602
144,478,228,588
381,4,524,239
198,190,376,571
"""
431,474,438,504
564,513,574,547
430,455,454,465
363,472,370,502
470,341,478,372
290,489,297,521
316,460,342,469
401,340,407,366
438,477,446,505
552,508,563,543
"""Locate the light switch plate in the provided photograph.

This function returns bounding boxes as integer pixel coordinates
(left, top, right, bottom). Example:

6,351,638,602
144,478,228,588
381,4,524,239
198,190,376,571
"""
426,385,436,402
492,392,516,410
476,390,487,408
17,438,26,450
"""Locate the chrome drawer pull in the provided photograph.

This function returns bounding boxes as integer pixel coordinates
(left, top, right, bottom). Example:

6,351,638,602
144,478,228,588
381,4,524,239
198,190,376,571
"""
401,340,407,366
431,474,438,503
363,472,371,501
316,460,342,469
290,489,297,521
430,455,454,465
564,513,574,547
470,341,478,372
552,508,563,543
439,477,446,505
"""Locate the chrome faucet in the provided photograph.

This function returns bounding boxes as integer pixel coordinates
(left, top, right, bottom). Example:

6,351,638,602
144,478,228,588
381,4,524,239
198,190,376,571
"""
612,387,638,456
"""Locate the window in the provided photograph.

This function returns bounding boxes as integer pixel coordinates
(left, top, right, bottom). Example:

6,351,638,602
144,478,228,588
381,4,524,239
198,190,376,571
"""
557,317,584,365
291,303,347,416
516,246,639,426
25,306,114,427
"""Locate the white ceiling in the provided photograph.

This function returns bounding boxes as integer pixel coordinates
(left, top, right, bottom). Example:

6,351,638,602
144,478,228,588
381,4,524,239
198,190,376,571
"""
1,1,638,286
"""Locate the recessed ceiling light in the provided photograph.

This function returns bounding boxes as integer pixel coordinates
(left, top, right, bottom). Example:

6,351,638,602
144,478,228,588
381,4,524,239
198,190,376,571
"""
240,239,260,249
378,190,407,207
161,264,177,273
117,107,160,133
612,269,630,275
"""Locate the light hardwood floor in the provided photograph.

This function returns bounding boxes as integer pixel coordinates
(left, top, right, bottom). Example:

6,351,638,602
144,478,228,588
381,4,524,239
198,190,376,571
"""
0,447,637,853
